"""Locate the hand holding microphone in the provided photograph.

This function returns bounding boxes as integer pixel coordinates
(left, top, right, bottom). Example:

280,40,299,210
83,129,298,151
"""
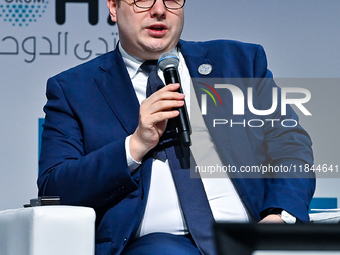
130,52,191,162
158,52,192,147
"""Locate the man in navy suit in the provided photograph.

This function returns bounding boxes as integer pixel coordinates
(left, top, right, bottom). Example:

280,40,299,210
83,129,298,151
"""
38,0,315,254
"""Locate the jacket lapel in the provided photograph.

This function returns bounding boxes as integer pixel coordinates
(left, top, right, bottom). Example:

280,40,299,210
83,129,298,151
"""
179,40,222,79
95,49,140,135
179,40,230,160
180,41,259,218
94,49,153,212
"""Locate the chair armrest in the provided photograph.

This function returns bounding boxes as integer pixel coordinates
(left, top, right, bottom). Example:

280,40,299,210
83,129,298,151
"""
0,206,96,255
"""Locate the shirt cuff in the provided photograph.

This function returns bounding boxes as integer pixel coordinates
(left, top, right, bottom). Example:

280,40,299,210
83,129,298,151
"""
125,135,142,172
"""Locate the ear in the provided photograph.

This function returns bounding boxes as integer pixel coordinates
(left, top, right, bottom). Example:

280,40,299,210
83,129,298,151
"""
107,0,118,22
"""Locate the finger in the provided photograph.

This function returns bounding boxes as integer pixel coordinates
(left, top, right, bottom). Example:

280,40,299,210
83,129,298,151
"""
140,109,180,128
146,99,184,114
144,84,185,102
144,91,185,106
158,83,181,92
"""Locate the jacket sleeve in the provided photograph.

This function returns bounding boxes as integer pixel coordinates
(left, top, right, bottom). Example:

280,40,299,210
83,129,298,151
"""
253,44,315,222
38,76,139,208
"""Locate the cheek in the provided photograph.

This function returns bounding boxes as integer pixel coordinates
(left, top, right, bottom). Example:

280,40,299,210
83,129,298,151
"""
116,10,140,35
172,13,184,34
173,19,184,40
118,20,137,39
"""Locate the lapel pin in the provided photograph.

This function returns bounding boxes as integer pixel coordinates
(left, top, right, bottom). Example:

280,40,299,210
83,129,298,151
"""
198,64,212,75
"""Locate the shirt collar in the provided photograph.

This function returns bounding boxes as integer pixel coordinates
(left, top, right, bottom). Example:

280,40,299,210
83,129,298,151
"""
119,43,143,79
119,43,180,78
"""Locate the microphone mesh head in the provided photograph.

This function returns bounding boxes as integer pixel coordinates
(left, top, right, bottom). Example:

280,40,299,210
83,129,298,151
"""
158,52,179,71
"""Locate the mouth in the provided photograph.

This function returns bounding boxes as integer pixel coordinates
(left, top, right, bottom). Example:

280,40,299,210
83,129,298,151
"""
147,24,168,35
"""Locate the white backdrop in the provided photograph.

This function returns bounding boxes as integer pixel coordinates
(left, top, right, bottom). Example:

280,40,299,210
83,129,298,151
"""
1,0,339,210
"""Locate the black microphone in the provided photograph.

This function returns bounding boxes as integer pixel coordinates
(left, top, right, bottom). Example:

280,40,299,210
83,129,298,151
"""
158,52,191,147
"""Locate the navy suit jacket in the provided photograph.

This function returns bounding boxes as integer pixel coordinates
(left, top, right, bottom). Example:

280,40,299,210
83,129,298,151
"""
38,39,315,255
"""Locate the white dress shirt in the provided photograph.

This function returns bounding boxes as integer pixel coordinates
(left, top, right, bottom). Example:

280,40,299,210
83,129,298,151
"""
120,44,249,238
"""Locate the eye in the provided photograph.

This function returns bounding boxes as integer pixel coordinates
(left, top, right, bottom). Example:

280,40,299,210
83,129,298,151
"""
164,0,184,8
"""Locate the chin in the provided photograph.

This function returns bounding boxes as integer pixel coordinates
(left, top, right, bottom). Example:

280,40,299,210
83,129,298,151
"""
146,38,174,51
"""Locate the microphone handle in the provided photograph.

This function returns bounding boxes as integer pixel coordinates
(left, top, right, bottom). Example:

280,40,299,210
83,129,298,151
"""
163,67,191,147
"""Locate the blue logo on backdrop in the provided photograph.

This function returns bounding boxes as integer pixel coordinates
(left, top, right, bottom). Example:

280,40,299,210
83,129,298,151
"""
0,0,115,26
0,0,49,26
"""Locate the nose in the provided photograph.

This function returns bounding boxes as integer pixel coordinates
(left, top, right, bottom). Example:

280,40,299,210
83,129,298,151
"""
150,0,166,18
